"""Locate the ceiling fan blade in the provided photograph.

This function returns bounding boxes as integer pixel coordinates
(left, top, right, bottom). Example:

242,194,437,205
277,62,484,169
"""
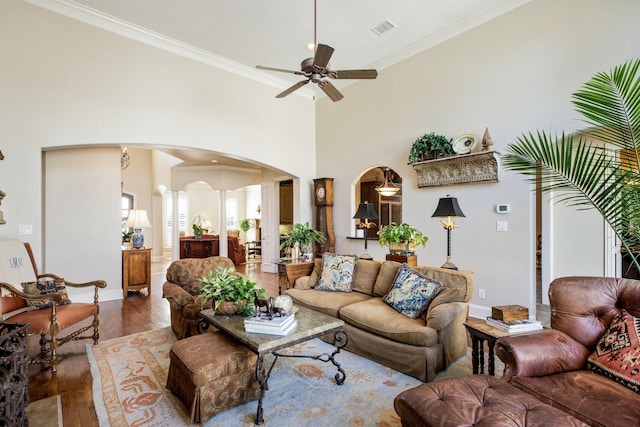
276,79,310,98
313,44,334,69
334,69,378,80
318,80,344,102
256,65,306,76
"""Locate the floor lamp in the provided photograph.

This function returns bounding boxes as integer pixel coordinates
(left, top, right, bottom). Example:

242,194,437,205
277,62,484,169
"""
353,202,378,260
431,195,465,270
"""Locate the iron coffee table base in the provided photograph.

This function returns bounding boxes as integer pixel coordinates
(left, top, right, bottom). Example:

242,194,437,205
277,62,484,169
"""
254,328,349,424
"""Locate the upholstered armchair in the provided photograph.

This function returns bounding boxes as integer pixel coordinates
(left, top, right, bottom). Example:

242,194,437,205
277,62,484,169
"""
162,256,235,339
0,240,106,372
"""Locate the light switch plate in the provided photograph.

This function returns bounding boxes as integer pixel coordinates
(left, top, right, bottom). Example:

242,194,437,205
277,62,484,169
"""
18,224,33,235
496,221,508,232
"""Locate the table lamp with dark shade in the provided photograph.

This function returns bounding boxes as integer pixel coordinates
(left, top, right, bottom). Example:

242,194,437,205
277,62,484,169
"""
353,202,378,260
431,195,465,270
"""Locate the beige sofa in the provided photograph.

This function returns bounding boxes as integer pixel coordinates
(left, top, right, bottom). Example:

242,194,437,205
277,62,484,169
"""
285,258,473,382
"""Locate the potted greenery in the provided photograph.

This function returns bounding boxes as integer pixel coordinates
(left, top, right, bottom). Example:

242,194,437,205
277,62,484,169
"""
192,223,205,239
408,132,454,163
279,222,326,259
199,266,262,316
377,222,428,255
239,218,253,232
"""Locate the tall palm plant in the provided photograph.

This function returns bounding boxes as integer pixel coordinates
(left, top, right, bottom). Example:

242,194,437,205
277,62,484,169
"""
502,58,640,272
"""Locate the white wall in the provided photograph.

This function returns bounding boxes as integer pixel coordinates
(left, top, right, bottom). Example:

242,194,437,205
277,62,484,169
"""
0,0,316,293
317,0,640,318
44,148,122,301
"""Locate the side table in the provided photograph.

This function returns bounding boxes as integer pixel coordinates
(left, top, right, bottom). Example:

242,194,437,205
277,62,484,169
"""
464,321,542,376
273,259,314,295
122,247,151,297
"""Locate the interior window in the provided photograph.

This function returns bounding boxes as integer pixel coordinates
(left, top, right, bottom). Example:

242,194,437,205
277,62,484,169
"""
356,167,402,238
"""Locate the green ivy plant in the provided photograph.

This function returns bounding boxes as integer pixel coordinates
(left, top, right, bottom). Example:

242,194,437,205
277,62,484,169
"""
192,223,205,238
408,132,454,163
199,267,259,316
279,222,326,250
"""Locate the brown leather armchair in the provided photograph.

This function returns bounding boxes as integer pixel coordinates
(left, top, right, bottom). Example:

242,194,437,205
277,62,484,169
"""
495,276,640,426
162,256,235,339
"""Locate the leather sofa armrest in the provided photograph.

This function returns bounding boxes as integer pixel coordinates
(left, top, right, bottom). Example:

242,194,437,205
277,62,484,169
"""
162,281,195,307
496,329,591,381
425,301,466,330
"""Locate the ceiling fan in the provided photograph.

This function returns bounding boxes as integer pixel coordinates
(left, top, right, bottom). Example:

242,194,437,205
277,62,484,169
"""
256,0,378,102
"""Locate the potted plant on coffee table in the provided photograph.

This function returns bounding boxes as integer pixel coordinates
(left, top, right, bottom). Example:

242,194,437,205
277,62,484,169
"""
279,222,326,260
378,222,428,255
199,266,260,316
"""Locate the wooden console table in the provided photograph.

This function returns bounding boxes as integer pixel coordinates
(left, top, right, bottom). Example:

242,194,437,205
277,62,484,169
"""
180,238,216,259
122,248,151,297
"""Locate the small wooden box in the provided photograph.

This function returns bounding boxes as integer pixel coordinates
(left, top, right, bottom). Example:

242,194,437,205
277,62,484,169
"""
491,305,529,323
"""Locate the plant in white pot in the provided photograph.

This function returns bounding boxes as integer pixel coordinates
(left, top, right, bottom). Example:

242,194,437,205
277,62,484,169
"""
279,222,326,260
378,222,428,255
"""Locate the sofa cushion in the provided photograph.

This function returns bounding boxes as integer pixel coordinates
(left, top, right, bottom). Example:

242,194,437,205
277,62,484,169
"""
383,264,443,319
587,309,640,394
373,261,402,296
285,288,370,318
339,298,438,347
316,253,357,292
351,259,380,295
306,258,323,288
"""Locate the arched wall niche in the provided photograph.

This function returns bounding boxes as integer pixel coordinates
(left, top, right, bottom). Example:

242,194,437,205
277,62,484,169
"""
352,166,403,238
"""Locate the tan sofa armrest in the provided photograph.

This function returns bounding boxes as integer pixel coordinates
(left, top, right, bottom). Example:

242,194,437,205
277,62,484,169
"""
162,281,196,307
496,329,590,381
425,301,466,330
293,276,313,290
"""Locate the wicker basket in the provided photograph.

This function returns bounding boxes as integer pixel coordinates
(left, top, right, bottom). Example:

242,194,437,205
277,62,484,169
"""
215,301,242,315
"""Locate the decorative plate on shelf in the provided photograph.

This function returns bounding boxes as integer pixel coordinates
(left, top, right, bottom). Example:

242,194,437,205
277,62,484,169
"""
452,134,477,154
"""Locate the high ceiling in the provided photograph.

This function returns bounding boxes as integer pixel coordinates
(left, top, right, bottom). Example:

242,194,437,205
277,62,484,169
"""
33,0,531,167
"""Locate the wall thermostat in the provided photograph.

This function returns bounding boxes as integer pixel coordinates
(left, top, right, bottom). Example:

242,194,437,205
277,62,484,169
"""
496,204,510,214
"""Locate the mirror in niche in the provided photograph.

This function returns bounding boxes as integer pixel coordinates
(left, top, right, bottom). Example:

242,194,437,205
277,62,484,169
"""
355,167,402,239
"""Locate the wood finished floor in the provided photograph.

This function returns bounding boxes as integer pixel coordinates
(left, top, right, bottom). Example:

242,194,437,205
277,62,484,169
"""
26,259,277,427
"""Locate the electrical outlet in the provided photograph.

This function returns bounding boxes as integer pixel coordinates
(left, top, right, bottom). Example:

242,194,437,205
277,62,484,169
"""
478,288,486,299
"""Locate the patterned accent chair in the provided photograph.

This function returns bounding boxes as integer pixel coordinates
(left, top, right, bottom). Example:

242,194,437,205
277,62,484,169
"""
162,256,235,339
0,240,106,372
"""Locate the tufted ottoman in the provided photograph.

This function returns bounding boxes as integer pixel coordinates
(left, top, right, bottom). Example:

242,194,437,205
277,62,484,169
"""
166,332,260,423
394,375,588,427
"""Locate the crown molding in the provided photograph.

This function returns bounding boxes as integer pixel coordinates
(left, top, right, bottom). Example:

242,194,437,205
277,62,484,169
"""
24,0,314,100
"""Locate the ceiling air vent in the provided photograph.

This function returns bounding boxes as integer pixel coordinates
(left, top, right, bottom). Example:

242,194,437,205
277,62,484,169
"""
371,20,397,36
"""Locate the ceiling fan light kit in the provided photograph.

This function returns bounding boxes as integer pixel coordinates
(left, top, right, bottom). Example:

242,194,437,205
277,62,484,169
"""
255,0,377,102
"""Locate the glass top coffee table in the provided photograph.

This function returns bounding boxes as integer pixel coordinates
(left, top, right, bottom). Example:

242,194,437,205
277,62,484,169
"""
199,305,349,425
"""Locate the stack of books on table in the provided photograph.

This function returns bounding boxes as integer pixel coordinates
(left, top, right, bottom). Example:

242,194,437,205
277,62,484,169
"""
244,312,297,336
485,316,543,333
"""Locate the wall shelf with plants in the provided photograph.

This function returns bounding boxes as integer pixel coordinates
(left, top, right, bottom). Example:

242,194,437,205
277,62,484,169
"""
408,129,500,187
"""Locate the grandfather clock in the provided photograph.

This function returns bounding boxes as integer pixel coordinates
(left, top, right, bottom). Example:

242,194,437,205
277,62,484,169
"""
313,178,335,255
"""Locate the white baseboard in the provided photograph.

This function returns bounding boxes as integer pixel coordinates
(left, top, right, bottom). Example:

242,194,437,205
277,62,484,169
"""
468,303,491,320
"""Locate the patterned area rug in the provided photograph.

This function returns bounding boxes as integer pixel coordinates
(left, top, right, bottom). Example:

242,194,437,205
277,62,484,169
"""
88,327,431,426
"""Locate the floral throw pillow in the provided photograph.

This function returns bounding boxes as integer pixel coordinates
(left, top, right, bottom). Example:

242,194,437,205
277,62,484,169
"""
383,263,443,319
587,309,640,394
21,280,71,310
316,254,357,292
